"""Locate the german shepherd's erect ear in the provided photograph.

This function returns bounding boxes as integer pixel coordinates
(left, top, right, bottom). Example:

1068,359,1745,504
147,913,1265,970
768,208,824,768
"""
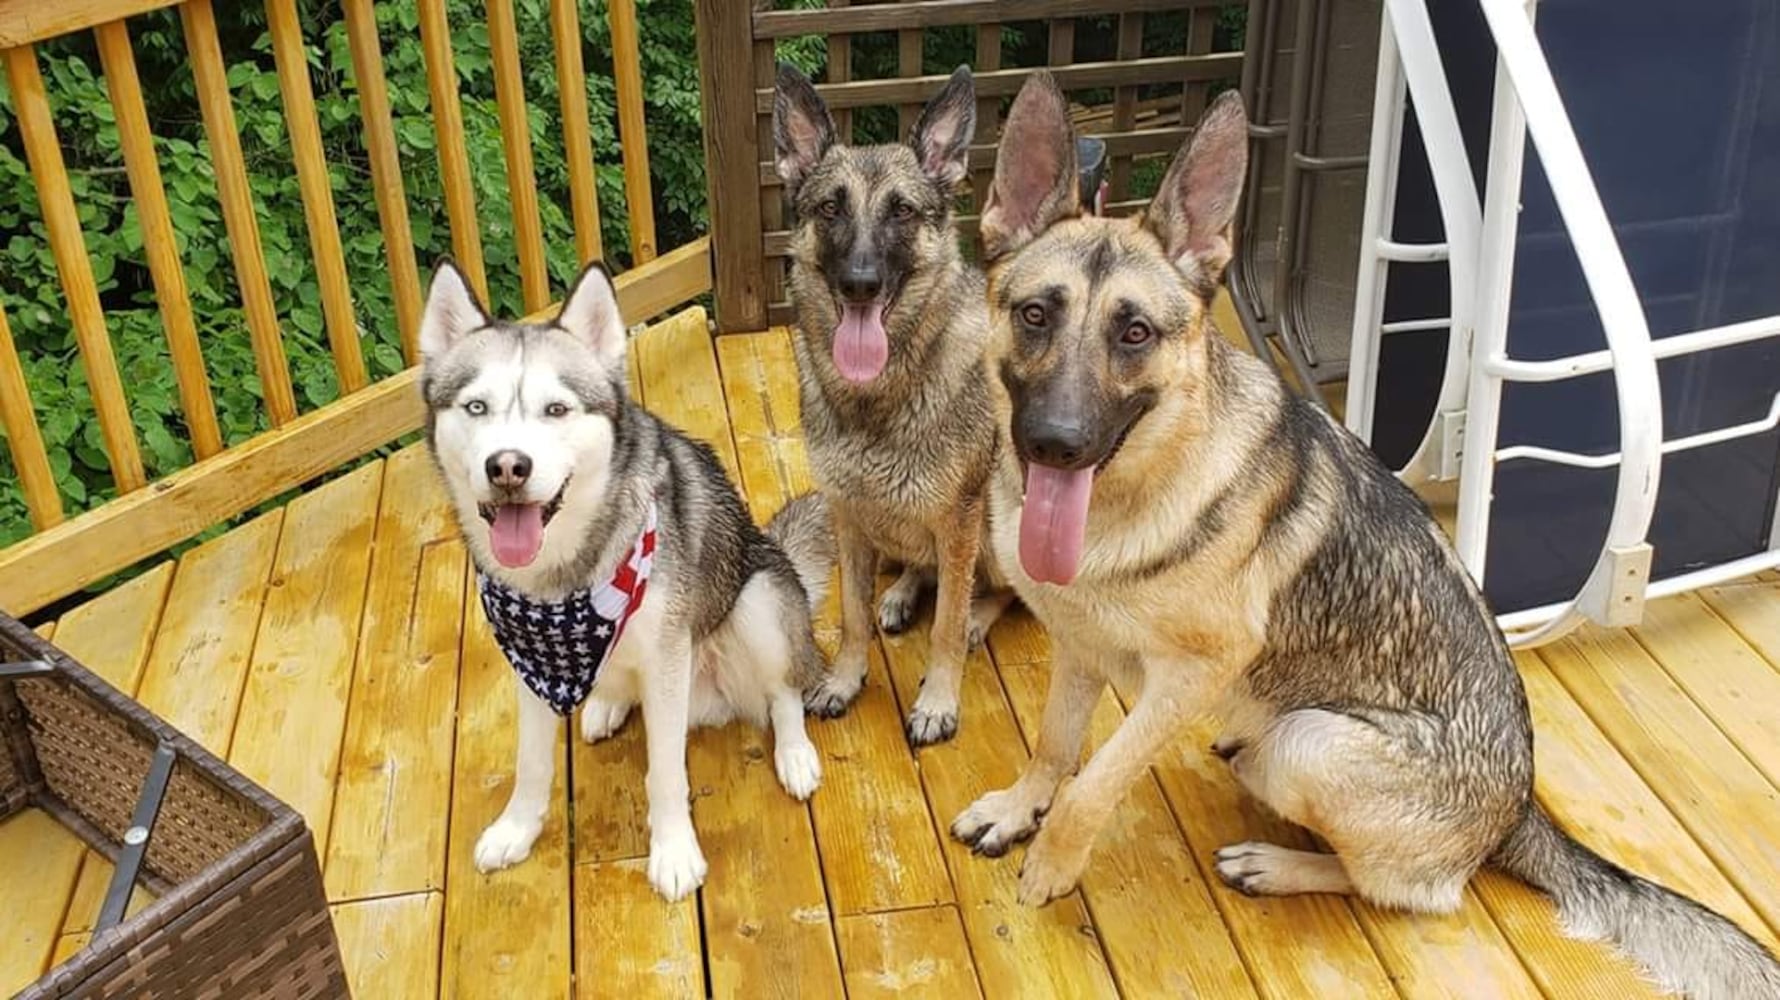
980,72,1079,263
1141,90,1249,295
773,63,836,197
908,66,976,190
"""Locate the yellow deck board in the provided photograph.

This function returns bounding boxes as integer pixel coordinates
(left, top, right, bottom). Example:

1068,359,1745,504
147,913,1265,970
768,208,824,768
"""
229,462,382,857
325,446,465,900
719,329,954,916
1699,574,1780,668
640,318,845,998
1542,626,1780,935
133,510,283,754
995,656,1258,998
835,906,984,999
880,629,1121,998
440,575,573,998
575,860,705,998
0,811,86,997
332,891,445,999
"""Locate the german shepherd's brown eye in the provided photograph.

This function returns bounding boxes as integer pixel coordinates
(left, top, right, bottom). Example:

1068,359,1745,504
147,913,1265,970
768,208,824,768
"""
891,200,916,221
1121,322,1153,346
1019,302,1048,327
817,198,840,219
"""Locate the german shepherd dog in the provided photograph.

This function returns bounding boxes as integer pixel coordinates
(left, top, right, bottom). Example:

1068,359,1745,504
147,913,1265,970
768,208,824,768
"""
420,261,835,901
950,73,1780,997
774,64,1015,745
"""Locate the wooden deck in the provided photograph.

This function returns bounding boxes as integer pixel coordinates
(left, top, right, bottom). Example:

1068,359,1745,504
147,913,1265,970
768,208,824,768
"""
5,307,1780,998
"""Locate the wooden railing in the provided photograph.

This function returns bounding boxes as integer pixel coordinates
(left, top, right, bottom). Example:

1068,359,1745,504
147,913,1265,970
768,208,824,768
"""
0,0,711,616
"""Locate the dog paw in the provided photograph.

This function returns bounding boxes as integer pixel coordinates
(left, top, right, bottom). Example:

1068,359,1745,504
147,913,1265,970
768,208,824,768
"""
877,591,917,635
965,619,989,652
1214,842,1295,897
774,739,822,801
579,695,632,744
804,668,864,719
474,815,542,873
905,683,959,746
1017,833,1087,907
950,787,1045,857
647,830,708,902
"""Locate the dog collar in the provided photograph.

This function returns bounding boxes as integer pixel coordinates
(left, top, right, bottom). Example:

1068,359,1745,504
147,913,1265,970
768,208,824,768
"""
477,502,657,715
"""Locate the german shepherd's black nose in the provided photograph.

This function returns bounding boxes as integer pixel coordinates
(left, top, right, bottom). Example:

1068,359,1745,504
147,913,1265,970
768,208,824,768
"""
838,259,883,303
1020,414,1093,469
486,450,532,488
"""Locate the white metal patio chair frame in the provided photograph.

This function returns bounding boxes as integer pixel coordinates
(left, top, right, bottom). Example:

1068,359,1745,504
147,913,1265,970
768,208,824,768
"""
1342,0,1780,647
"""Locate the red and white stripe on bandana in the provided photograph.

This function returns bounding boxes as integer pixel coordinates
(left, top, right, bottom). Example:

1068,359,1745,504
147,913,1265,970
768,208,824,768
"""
478,502,658,715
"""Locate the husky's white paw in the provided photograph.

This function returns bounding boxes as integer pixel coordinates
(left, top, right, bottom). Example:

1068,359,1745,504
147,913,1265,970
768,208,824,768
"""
905,682,960,746
804,664,864,719
647,829,708,902
774,739,822,801
474,815,543,873
951,785,1047,857
579,695,632,744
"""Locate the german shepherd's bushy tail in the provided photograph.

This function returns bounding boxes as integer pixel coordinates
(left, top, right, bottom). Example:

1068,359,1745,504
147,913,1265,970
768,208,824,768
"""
765,492,835,613
1493,807,1780,997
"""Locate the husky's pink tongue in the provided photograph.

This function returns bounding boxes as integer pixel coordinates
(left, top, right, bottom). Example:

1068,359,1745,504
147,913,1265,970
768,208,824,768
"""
833,302,888,383
490,504,545,568
1020,464,1095,585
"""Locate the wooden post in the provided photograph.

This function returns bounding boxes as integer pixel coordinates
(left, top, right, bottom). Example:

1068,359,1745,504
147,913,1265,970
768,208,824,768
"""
695,0,768,332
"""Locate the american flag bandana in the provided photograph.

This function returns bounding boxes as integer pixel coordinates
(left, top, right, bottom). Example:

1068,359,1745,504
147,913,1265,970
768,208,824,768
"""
477,502,658,715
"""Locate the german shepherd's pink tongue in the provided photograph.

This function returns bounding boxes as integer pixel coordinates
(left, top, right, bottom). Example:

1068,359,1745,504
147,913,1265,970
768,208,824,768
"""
490,503,545,568
833,302,888,383
1020,463,1093,585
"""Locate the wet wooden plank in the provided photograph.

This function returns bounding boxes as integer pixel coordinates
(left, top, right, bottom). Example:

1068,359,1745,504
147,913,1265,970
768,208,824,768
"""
49,561,174,691
834,906,983,999
1632,593,1780,789
718,328,953,915
440,574,572,998
641,318,843,998
332,892,445,999
575,860,704,999
1542,627,1780,935
995,657,1259,998
325,446,465,900
879,629,1120,998
984,613,1397,1000
134,510,283,755
0,811,86,996
229,462,381,856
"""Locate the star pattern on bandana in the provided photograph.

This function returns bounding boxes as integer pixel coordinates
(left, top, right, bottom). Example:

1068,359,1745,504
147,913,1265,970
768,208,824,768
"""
478,503,657,715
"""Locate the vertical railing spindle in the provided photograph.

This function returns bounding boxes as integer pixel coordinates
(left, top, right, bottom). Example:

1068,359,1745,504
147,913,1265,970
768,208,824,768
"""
486,0,550,313
550,0,603,265
0,300,64,529
608,0,655,263
417,0,489,302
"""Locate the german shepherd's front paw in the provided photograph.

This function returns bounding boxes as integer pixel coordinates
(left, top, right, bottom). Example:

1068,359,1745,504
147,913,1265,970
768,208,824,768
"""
877,568,927,635
647,829,708,902
474,815,543,873
1017,831,1088,907
905,683,960,746
804,662,865,718
951,787,1045,857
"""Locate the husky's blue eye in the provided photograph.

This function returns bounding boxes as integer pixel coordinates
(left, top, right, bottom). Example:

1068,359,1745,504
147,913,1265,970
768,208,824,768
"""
464,399,488,416
545,402,571,418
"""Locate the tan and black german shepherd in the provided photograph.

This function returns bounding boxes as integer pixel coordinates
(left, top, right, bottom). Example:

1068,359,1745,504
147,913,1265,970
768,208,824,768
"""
951,72,1780,997
773,64,1014,745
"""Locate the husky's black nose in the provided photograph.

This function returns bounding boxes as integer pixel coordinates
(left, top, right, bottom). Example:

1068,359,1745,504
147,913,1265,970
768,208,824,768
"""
486,450,532,488
1021,415,1093,470
838,261,883,303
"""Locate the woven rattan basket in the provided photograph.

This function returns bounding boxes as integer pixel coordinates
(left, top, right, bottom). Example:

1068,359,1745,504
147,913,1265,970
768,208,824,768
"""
0,613,347,998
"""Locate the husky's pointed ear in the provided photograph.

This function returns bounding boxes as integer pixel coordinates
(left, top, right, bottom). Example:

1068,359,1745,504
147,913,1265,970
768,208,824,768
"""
420,259,489,360
1143,90,1248,293
981,72,1079,263
909,65,975,189
773,63,835,195
556,261,626,365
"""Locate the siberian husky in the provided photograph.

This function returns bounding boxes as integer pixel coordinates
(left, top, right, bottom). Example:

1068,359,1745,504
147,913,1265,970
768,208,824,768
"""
420,260,835,902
